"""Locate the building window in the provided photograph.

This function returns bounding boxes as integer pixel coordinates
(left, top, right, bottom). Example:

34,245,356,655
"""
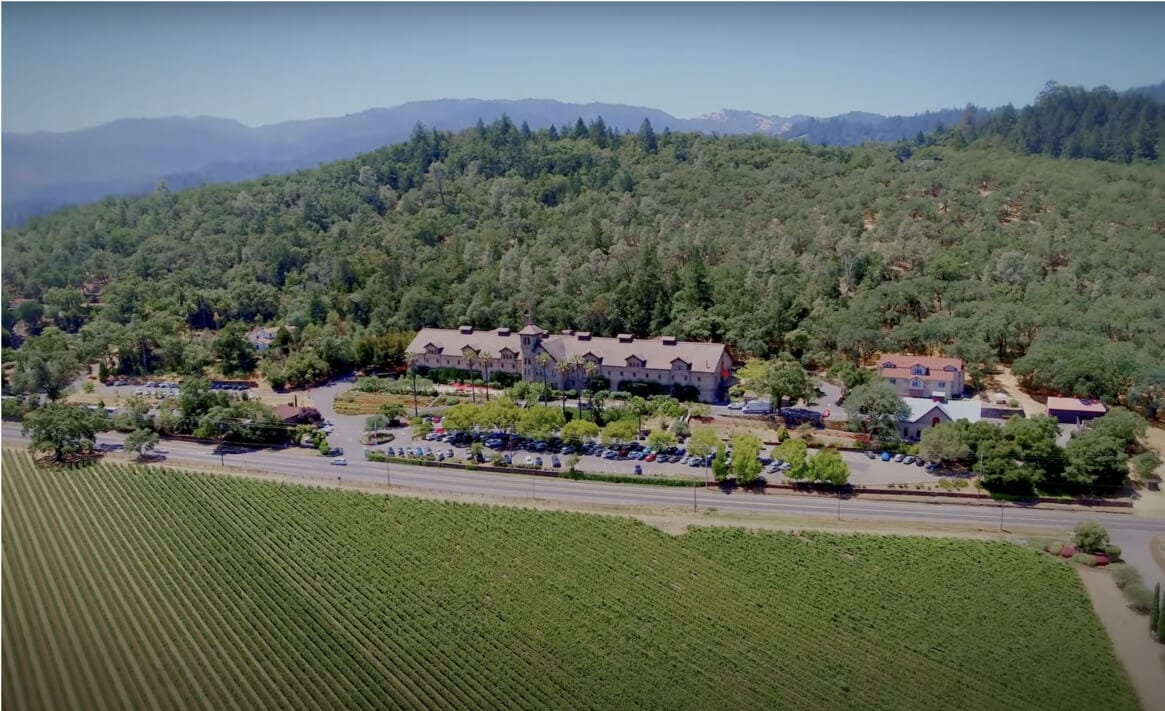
889,378,896,384
938,382,946,389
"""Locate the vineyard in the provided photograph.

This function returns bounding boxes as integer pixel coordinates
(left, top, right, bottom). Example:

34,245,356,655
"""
2,451,1136,710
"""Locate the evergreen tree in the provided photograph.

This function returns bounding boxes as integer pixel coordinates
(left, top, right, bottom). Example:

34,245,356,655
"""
1152,582,1161,638
1158,587,1165,642
638,118,658,154
573,117,589,140
547,124,559,141
520,120,532,140
589,116,609,148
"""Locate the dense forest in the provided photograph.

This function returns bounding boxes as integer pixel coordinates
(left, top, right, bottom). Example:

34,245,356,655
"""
945,82,1164,164
3,109,1164,414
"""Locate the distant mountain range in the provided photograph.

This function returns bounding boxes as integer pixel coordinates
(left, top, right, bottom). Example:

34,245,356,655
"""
4,84,1163,226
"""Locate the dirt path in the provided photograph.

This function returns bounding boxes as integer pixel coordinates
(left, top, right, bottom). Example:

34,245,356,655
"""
986,366,1045,418
1077,568,1165,711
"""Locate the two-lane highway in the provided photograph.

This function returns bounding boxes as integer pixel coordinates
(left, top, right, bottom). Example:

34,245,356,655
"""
6,422,1165,544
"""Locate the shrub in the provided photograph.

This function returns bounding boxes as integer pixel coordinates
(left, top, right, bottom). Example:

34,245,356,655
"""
1111,564,1142,590
1008,398,1020,408
1104,545,1122,559
1071,553,1098,567
1122,581,1154,614
1047,542,1063,556
1073,521,1110,553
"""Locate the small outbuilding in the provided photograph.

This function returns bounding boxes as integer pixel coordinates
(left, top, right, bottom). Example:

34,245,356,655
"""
1046,397,1107,424
273,404,321,425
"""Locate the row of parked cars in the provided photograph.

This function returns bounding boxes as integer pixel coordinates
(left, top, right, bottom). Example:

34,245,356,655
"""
865,450,940,471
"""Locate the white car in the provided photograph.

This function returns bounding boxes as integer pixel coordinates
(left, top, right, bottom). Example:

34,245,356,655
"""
331,457,348,466
153,447,169,454
524,456,535,466
727,402,744,410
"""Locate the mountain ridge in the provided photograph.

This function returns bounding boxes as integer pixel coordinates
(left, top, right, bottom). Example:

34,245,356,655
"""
5,83,1163,226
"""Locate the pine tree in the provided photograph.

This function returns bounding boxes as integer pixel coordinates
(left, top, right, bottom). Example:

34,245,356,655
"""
1153,583,1161,638
1158,588,1165,643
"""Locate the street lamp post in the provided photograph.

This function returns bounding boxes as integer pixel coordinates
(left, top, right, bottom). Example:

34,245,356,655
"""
386,456,391,487
999,503,1005,531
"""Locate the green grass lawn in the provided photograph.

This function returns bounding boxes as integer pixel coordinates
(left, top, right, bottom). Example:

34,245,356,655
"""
2,451,1136,710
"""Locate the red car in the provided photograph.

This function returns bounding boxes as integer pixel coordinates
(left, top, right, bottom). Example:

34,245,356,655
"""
644,453,657,462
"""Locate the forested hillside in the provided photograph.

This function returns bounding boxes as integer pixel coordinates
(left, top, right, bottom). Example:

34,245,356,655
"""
959,82,1164,164
3,118,1164,409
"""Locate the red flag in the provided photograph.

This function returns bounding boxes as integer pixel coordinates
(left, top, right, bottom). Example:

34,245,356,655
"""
720,369,729,379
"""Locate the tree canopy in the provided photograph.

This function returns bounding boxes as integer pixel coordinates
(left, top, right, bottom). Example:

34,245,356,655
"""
3,114,1162,411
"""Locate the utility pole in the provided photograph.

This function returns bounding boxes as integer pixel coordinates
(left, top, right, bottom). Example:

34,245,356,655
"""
837,489,842,521
693,483,697,512
386,456,391,487
999,503,1005,531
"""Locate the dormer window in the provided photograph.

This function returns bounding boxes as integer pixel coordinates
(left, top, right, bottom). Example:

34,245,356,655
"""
882,362,896,369
671,358,690,371
500,348,516,360
626,356,644,369
424,343,442,355
462,346,479,358
943,365,958,372
911,365,928,376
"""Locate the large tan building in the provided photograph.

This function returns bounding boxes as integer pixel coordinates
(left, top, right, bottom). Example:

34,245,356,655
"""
406,321,734,403
876,353,966,398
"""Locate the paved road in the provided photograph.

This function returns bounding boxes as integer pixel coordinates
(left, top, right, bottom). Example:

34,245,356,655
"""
7,422,1165,540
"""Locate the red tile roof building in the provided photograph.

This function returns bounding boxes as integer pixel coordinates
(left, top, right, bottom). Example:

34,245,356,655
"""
876,353,966,398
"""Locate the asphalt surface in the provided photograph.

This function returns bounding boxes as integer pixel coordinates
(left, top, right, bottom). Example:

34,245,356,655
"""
6,422,1164,540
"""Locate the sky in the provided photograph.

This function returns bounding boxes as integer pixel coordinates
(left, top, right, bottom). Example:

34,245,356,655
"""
3,2,1164,134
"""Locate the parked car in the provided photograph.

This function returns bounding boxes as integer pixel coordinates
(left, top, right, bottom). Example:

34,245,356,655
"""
331,457,348,466
893,453,905,462
524,456,535,466
880,452,892,462
727,402,744,410
551,455,561,468
903,455,915,465
603,450,618,459
915,458,927,467
503,454,512,465
864,450,877,459
633,464,643,475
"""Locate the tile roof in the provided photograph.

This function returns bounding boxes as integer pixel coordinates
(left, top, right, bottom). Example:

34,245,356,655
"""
1046,397,1108,414
412,327,521,357
878,353,964,382
407,328,728,374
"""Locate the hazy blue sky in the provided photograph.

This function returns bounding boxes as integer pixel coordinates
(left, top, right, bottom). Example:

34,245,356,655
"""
3,2,1163,133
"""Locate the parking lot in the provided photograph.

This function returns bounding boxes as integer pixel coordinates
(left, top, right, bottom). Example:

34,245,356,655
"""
370,428,942,487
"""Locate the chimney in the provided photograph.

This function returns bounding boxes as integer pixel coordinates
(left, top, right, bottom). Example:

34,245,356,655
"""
561,329,575,336
661,336,677,346
617,334,634,343
459,325,473,335
496,327,511,336
576,332,591,341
